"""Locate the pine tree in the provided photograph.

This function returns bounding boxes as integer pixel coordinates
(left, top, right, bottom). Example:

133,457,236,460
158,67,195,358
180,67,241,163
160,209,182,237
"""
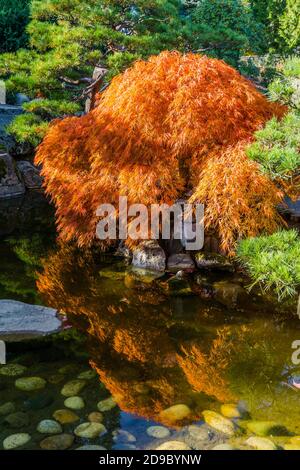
0,0,185,145
191,0,266,63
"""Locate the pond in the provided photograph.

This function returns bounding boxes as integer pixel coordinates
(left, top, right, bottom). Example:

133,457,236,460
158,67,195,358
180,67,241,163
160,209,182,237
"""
1,219,300,450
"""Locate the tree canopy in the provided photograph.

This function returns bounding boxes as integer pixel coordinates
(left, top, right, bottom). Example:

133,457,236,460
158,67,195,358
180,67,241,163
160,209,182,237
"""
35,51,287,254
0,0,29,53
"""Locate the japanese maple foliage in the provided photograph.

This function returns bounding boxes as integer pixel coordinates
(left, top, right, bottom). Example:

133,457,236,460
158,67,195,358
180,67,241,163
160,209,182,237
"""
35,51,286,252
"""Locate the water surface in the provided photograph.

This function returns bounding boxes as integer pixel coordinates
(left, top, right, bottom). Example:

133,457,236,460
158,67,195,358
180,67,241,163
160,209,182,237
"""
1,229,300,450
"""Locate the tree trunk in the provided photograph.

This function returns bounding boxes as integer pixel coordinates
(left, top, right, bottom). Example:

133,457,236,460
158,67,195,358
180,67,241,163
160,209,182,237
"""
85,66,107,114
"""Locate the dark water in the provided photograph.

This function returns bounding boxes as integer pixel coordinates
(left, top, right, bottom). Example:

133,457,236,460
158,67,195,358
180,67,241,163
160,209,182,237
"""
1,218,300,450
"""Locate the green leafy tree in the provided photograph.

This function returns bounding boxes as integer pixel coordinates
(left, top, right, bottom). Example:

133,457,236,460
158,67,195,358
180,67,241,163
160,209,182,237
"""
250,0,286,50
279,0,300,51
0,0,30,53
247,57,300,214
191,0,266,63
251,0,300,52
0,0,271,148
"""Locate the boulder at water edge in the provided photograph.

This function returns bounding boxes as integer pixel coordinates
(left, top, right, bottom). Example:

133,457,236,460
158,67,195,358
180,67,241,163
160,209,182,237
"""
132,240,166,272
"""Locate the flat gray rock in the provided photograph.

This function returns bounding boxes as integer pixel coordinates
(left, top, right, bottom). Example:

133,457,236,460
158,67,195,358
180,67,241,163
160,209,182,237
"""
0,300,62,341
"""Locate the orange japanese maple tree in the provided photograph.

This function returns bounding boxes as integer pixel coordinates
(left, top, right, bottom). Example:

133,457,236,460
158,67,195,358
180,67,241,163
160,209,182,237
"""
35,51,287,253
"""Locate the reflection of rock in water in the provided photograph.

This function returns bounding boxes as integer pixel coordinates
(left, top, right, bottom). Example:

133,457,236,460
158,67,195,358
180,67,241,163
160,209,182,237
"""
0,191,54,236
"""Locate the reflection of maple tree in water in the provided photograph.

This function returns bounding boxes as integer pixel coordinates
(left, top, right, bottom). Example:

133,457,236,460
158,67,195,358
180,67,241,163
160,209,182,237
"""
37,245,244,424
177,327,237,403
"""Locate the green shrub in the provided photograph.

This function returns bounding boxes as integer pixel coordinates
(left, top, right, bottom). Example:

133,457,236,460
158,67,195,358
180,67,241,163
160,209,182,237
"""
6,113,49,147
268,56,300,109
237,229,300,299
246,111,300,180
23,99,81,120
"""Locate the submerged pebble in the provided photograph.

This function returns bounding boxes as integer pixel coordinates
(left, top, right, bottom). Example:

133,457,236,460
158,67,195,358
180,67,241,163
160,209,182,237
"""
246,436,277,450
113,429,136,442
88,412,103,423
15,376,46,392
220,404,242,419
115,444,137,450
0,402,15,416
61,379,86,397
23,393,53,411
5,412,29,429
156,441,191,450
3,433,31,450
74,422,106,439
97,397,117,412
284,443,300,450
246,420,286,437
290,436,300,445
202,410,236,436
53,409,79,424
48,374,64,384
187,425,211,441
211,443,235,450
284,436,300,450
58,365,77,374
146,426,171,439
159,404,191,423
77,370,97,380
37,419,63,435
40,434,74,450
0,364,27,377
76,445,107,450
64,396,85,410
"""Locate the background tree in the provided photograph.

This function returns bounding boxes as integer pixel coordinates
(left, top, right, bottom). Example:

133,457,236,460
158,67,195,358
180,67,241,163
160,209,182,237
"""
279,0,300,51
190,0,266,64
250,0,300,52
0,0,30,53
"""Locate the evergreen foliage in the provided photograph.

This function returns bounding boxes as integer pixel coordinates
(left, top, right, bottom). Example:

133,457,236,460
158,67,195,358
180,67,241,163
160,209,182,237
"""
237,230,300,299
0,0,30,53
